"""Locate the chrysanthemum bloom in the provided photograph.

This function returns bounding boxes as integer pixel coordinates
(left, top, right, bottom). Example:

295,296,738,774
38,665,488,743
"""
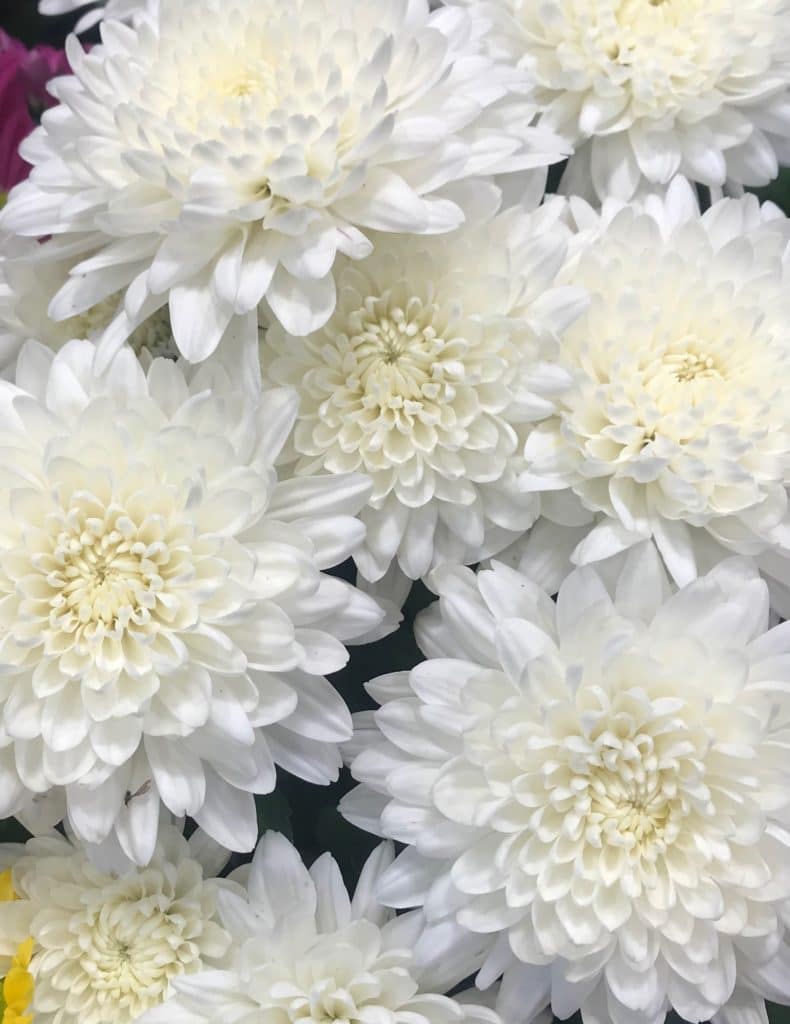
0,30,69,192
515,179,790,592
264,192,586,583
1,0,566,364
39,0,149,33
0,339,383,864
449,0,790,199
0,826,231,1024
0,238,177,379
139,831,512,1024
342,548,790,1024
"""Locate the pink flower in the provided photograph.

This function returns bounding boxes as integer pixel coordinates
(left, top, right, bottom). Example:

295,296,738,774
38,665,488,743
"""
0,30,69,192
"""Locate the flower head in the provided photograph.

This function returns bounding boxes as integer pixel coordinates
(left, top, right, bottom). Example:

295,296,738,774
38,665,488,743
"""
342,547,790,1024
0,339,383,864
0,826,231,1024
138,832,506,1024
2,0,565,364
519,179,790,588
449,0,790,198
0,30,69,192
264,191,585,582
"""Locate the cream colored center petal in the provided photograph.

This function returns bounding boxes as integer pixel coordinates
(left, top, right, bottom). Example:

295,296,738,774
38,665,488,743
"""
584,743,686,853
300,292,481,477
639,335,729,414
663,347,722,383
38,882,210,1024
540,690,705,865
4,486,201,684
522,0,770,118
55,515,156,630
346,296,455,399
61,294,175,357
45,502,187,647
211,58,279,119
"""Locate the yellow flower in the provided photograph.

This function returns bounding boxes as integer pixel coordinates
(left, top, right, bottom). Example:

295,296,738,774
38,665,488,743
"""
0,871,34,1024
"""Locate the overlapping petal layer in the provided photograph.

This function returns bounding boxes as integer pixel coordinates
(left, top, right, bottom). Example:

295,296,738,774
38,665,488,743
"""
0,340,383,863
343,548,790,1023
3,0,565,361
450,0,790,198
264,192,585,583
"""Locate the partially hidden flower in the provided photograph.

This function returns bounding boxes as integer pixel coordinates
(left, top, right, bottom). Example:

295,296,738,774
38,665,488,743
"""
0,30,69,192
1,0,566,365
517,178,790,598
0,339,383,864
139,831,515,1024
0,236,178,380
263,188,586,584
342,547,790,1024
0,826,232,1024
448,0,790,199
0,871,33,1024
39,0,150,33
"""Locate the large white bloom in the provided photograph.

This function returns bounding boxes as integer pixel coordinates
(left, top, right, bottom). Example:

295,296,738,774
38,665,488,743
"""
0,825,232,1024
38,0,150,33
1,0,565,363
263,190,585,583
342,549,790,1024
449,0,790,199
517,179,790,591
139,831,520,1024
0,339,383,864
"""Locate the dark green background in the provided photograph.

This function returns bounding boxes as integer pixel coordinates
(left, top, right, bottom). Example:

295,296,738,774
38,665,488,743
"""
1,1,789,1020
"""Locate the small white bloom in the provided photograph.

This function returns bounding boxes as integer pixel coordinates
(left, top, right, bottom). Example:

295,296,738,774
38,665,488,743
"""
38,0,150,33
0,339,383,864
342,547,790,1024
518,179,790,589
0,238,177,378
3,0,565,363
0,825,232,1024
263,191,586,583
138,831,508,1024
449,0,790,198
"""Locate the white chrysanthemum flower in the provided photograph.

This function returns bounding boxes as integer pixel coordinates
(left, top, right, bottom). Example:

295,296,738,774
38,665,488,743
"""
2,0,566,364
263,190,586,583
342,548,790,1024
449,0,790,199
139,831,512,1024
0,825,232,1024
516,179,790,589
0,339,383,865
0,237,177,379
38,0,150,33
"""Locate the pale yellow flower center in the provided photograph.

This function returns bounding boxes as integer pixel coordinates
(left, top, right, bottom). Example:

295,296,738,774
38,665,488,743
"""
591,775,674,845
346,297,449,399
62,295,175,357
665,348,722,383
55,517,153,630
219,63,277,104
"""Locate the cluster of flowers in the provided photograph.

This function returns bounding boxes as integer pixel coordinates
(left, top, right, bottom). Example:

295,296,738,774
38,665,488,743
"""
1,0,790,1023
